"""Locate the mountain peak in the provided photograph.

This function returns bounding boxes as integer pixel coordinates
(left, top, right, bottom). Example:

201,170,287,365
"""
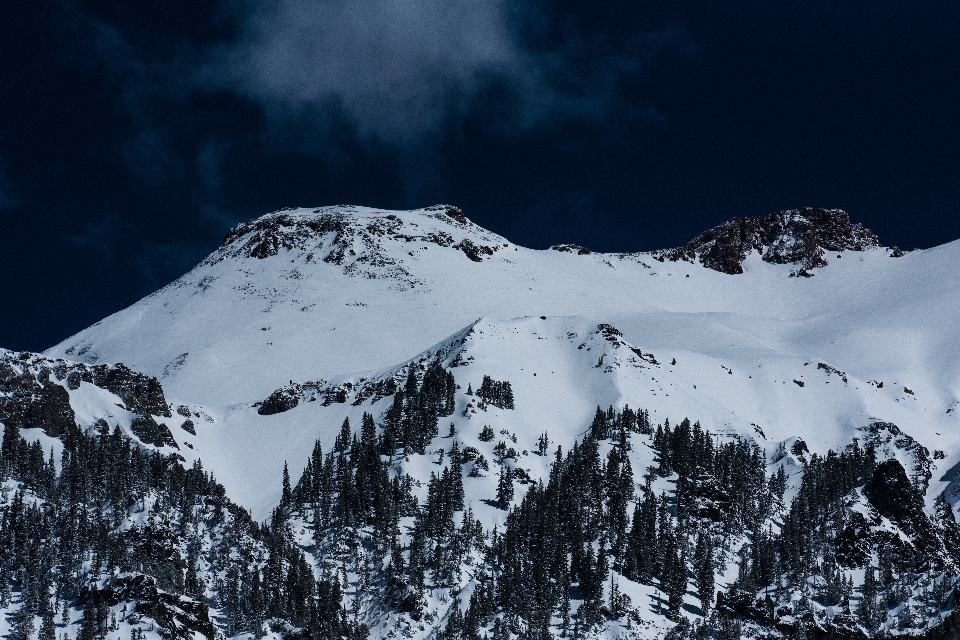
205,204,512,288
215,203,497,259
654,207,881,274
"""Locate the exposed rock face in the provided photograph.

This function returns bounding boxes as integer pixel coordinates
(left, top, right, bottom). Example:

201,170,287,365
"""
653,208,880,274
424,203,468,224
220,208,353,260
550,243,592,255
0,350,172,439
454,238,495,262
130,414,179,449
78,574,215,640
860,421,932,494
722,452,960,639
257,386,302,415
81,362,171,417
864,458,938,555
831,456,960,576
0,359,77,437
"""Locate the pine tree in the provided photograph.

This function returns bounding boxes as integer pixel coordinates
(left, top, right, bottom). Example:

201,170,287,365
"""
2,421,20,473
577,544,604,627
335,417,351,452
77,601,97,640
590,406,607,440
694,531,715,613
9,601,34,640
281,461,293,510
860,565,879,630
39,607,56,640
537,432,550,456
0,567,9,607
496,466,514,509
666,545,685,620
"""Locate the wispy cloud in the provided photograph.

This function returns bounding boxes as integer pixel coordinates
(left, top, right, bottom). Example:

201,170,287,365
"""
211,0,525,142
203,0,686,145
46,0,692,250
61,0,693,161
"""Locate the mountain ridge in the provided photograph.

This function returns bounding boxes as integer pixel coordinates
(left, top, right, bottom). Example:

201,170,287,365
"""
44,204,916,409
212,204,888,277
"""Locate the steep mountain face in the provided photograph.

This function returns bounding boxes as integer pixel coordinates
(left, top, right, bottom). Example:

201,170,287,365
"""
3,205,960,640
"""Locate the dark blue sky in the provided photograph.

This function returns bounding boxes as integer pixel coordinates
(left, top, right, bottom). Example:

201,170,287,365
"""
2,0,958,352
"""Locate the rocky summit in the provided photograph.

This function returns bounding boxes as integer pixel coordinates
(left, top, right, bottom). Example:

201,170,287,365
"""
653,207,882,274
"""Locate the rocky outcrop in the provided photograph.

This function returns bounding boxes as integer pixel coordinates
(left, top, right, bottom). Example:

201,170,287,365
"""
860,421,933,494
424,203,468,225
454,238,496,262
213,205,506,291
550,244,592,255
652,208,880,274
78,574,215,640
864,458,939,555
0,357,77,437
52,354,171,418
832,455,960,579
130,414,179,449
221,208,353,260
257,386,303,415
77,362,171,417
0,350,173,440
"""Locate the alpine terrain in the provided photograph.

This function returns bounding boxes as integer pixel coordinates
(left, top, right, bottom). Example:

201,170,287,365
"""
4,204,960,640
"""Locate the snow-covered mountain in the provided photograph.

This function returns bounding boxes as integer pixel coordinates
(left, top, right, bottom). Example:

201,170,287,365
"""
42,205,960,508
5,204,960,640
46,205,942,409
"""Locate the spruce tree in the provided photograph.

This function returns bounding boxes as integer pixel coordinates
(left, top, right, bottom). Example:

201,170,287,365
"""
9,601,34,640
496,466,514,509
694,532,715,613
281,461,293,510
666,545,685,620
38,608,56,640
334,417,351,452
77,601,97,640
860,565,878,630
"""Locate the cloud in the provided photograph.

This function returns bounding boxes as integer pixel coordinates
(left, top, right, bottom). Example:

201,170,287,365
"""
206,0,681,144
207,0,526,143
60,0,691,153
48,0,691,228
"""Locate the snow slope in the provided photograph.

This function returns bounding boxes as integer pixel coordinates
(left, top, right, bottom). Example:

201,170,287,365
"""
42,205,960,519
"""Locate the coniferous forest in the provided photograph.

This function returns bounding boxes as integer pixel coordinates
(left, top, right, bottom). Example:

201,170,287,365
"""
2,362,960,640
